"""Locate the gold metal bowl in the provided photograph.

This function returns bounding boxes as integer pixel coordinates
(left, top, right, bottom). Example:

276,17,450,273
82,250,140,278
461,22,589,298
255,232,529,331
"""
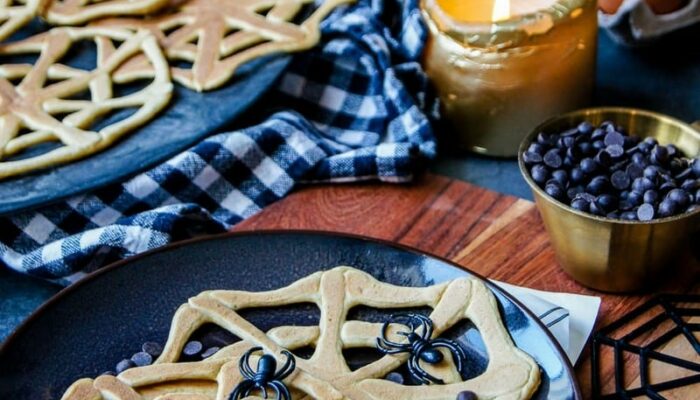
518,107,700,292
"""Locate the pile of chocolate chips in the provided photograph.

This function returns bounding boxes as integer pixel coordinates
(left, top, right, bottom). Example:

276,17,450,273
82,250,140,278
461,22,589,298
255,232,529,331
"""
104,328,236,375
523,121,700,221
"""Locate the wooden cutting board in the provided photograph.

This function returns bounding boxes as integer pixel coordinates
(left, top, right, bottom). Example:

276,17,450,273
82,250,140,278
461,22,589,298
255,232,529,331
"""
233,173,700,398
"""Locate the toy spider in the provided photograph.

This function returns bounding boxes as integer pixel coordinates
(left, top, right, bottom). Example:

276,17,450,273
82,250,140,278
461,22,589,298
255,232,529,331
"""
376,313,467,384
229,347,296,400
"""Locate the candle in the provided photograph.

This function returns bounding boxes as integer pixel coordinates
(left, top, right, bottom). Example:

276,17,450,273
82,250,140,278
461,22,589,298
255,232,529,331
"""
422,0,597,156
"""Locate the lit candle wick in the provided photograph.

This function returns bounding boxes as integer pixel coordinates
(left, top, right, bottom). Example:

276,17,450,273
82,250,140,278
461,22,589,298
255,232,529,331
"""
492,0,510,21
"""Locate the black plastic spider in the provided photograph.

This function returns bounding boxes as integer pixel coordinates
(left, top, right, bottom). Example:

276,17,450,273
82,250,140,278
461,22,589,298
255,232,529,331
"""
228,347,296,400
376,313,467,384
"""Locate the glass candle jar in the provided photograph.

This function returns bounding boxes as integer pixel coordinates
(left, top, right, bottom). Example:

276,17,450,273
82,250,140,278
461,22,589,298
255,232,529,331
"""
422,0,598,156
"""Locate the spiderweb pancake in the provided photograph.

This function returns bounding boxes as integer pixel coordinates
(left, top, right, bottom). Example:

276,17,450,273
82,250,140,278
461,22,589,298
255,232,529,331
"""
0,0,46,41
93,0,354,91
60,266,541,400
44,0,170,25
0,26,173,179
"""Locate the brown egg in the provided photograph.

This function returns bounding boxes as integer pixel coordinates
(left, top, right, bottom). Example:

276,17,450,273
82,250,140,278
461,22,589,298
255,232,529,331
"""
599,0,623,14
646,0,689,14
599,0,688,15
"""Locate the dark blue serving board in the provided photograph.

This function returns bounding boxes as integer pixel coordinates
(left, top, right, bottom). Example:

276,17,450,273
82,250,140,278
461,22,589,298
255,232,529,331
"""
0,22,290,216
0,231,580,399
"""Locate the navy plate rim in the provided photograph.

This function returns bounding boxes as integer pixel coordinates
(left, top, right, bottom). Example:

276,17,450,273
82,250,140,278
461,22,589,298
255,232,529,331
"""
0,229,582,399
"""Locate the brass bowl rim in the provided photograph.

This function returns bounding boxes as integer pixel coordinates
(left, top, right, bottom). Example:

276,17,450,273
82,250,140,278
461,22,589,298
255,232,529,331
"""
518,106,700,225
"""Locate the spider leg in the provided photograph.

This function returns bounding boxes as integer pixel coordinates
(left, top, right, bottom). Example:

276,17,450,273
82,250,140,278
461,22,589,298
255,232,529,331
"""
241,347,262,378
380,319,412,348
406,356,430,385
376,337,411,352
229,380,253,400
260,383,268,399
276,350,296,380
432,339,467,374
410,355,444,385
377,346,410,355
419,314,434,339
271,380,292,400
242,382,257,398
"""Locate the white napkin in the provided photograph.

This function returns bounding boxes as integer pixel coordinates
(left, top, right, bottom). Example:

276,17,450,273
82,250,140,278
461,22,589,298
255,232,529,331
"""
493,281,601,364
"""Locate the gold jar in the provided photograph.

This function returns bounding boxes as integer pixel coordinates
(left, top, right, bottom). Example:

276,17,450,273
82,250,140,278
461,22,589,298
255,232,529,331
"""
422,0,598,156
519,108,700,293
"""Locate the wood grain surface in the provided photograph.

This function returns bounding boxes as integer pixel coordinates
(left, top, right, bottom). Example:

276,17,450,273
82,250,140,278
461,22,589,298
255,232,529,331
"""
233,173,700,398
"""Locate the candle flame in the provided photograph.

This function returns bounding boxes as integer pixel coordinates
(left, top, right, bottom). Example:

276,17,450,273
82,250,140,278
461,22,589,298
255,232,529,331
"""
492,0,510,21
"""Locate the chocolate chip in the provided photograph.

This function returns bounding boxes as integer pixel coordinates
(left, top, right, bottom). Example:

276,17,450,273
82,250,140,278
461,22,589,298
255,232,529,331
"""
566,146,582,160
643,190,659,204
570,167,584,184
631,152,647,166
580,158,597,174
632,177,655,193
528,142,546,155
558,136,575,149
660,181,677,193
551,169,568,186
604,131,625,147
676,168,693,181
385,372,404,384
627,191,643,206
456,391,477,400
611,170,631,190
637,203,655,221
667,189,690,208
606,144,625,158
577,121,594,135
537,132,555,146
658,199,677,218
650,145,668,164
567,185,584,200
201,347,220,359
531,164,549,184
681,179,699,192
523,151,543,165
595,150,612,167
575,192,596,203
142,342,163,358
545,183,565,200
596,194,617,212
626,163,644,179
591,128,606,141
571,198,589,212
544,149,563,168
578,141,594,156
131,352,153,367
183,341,203,357
587,176,610,195
589,201,605,216
621,211,637,221
116,359,135,374
692,159,700,177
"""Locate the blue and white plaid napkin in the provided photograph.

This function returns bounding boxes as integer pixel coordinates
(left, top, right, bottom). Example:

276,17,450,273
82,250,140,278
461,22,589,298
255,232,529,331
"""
0,0,437,284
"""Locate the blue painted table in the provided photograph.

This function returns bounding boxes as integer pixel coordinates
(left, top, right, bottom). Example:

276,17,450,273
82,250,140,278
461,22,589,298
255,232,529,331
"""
2,27,700,342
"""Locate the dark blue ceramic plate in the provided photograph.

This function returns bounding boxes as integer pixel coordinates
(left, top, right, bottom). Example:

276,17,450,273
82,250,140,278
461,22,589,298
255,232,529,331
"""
0,231,581,399
0,22,290,215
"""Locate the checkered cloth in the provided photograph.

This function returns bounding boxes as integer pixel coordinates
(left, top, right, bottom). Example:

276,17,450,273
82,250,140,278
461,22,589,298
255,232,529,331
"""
0,0,437,285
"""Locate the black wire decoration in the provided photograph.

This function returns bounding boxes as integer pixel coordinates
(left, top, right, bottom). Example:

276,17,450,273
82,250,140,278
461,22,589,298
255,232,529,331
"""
376,313,467,384
591,294,700,399
229,347,296,400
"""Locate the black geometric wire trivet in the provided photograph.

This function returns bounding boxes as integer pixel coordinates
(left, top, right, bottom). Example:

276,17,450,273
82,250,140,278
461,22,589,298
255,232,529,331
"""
591,294,700,399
